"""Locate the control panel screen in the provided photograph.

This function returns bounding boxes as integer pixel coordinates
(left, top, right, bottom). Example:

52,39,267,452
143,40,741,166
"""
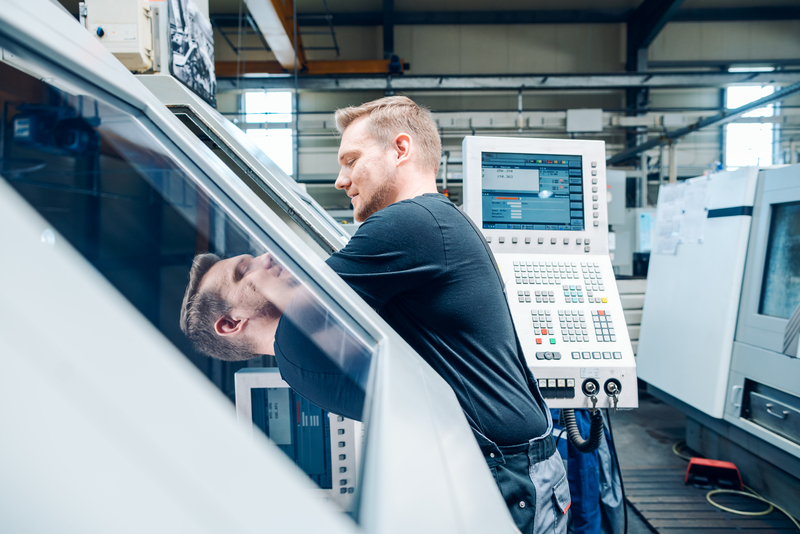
481,152,584,230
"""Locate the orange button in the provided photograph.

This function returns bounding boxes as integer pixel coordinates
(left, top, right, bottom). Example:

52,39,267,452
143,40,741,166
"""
536,338,542,344
541,328,548,335
598,310,605,316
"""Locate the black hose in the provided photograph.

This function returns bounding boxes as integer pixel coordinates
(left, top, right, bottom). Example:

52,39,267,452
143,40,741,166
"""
559,408,604,453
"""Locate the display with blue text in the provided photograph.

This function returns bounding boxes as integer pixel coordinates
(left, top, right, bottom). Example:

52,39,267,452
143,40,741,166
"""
481,152,585,231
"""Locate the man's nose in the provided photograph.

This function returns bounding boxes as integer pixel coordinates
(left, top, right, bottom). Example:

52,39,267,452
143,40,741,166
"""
334,169,350,190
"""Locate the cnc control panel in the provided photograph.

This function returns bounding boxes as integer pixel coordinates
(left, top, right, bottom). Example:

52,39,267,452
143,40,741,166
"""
463,137,638,410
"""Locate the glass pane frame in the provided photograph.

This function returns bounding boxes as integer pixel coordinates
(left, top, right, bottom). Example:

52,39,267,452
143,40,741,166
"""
135,74,350,254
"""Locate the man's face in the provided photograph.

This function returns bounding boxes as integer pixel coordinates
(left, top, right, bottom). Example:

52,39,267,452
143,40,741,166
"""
335,116,397,222
200,253,299,325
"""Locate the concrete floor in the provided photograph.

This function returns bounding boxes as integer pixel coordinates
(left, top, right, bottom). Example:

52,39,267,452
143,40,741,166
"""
607,383,689,534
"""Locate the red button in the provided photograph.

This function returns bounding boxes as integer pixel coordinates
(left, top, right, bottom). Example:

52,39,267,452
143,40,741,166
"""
598,310,605,316
536,338,542,344
541,328,548,335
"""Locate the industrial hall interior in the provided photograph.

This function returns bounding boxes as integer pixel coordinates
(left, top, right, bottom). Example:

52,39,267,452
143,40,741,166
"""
3,0,800,533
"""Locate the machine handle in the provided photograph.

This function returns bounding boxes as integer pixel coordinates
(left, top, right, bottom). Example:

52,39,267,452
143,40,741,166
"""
731,385,743,409
765,403,790,420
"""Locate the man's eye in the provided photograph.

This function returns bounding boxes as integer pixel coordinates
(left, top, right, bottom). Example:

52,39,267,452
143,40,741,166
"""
347,159,355,167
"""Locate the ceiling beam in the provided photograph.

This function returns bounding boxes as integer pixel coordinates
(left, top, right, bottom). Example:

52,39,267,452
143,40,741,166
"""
607,80,800,165
215,59,400,76
293,7,800,26
243,0,306,70
216,70,800,92
627,0,686,72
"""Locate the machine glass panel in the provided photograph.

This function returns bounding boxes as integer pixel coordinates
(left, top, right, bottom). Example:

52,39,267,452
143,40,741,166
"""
759,200,800,318
0,62,374,485
481,151,585,231
166,104,347,255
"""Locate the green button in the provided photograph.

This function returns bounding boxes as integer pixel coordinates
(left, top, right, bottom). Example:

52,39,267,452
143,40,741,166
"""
550,338,556,344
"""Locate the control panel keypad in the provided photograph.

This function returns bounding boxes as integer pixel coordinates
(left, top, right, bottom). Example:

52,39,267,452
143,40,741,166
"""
592,310,617,343
581,262,606,303
558,310,589,342
531,309,556,346
514,261,580,288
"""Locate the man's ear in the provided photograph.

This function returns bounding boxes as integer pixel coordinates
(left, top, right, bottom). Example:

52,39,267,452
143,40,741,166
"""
393,133,412,167
214,315,248,337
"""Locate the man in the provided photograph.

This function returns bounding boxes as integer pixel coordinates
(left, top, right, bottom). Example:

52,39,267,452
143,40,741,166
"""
181,96,569,533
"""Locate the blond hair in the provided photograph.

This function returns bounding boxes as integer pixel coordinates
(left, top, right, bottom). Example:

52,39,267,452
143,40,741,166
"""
334,96,441,176
180,253,259,362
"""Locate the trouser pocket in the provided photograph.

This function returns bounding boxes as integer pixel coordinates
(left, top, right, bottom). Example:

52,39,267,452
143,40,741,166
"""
530,449,571,534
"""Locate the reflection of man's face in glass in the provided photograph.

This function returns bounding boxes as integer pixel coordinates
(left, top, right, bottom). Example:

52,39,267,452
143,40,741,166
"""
199,253,300,351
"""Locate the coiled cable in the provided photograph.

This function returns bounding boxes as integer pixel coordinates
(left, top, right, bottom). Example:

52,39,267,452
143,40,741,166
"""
559,408,604,453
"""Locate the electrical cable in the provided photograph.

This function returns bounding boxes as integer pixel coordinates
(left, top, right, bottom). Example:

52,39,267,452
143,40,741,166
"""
671,439,694,461
670,440,800,529
706,489,800,530
559,408,604,453
554,427,566,449
604,409,627,534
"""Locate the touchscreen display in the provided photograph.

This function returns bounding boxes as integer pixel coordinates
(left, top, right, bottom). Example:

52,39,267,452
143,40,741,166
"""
481,152,584,230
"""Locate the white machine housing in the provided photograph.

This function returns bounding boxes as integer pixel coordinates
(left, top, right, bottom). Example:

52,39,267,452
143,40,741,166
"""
725,166,800,459
637,168,760,418
463,137,638,410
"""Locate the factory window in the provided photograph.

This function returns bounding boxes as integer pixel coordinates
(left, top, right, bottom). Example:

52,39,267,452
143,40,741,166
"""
725,85,775,169
244,91,294,176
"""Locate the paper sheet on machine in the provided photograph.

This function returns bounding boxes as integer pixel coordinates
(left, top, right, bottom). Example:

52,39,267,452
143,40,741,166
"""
654,182,683,254
653,177,710,254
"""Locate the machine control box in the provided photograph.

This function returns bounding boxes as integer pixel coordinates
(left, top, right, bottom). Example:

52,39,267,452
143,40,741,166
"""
234,368,363,511
463,136,638,409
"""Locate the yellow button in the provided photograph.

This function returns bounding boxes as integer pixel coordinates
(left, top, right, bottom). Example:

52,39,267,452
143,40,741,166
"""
602,298,607,303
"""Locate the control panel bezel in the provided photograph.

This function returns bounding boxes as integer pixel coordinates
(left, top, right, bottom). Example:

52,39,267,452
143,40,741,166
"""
463,136,608,256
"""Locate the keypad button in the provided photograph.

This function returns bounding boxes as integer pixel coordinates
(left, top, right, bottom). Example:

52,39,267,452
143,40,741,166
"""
499,237,505,243
592,352,601,359
525,237,531,244
602,352,612,359
572,352,581,359
536,352,545,360
613,352,622,359
538,237,544,244
512,237,518,243
551,237,557,244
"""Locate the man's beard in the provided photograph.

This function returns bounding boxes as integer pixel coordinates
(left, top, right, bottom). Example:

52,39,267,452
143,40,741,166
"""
354,175,395,222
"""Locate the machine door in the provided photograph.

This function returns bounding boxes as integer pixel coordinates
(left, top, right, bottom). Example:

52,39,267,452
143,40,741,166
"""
736,166,800,353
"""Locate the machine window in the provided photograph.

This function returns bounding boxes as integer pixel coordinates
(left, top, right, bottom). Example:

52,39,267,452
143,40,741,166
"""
759,200,800,318
0,61,373,449
480,151,584,231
